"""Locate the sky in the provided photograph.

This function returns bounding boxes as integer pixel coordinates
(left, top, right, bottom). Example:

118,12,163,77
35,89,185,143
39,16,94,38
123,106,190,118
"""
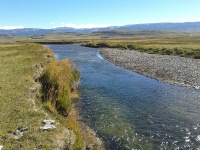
0,0,200,29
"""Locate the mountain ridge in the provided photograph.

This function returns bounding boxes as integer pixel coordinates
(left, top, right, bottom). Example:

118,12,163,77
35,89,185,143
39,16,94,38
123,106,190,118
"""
0,21,200,36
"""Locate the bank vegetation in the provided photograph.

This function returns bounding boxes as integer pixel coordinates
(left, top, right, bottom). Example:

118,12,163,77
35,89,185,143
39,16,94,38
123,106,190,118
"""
0,43,82,149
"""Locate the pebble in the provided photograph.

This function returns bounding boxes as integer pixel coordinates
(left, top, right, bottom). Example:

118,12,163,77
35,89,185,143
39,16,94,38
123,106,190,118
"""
100,48,200,89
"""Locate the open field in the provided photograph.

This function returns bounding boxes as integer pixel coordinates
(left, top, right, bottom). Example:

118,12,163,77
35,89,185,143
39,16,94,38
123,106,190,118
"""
82,36,200,59
19,30,200,59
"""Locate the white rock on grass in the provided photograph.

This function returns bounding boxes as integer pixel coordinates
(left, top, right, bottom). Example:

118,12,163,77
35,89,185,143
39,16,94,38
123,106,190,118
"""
40,119,56,130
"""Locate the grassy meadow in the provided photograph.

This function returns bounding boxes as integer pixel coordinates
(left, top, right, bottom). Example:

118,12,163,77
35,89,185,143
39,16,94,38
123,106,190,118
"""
0,43,82,149
27,30,200,59
82,36,200,59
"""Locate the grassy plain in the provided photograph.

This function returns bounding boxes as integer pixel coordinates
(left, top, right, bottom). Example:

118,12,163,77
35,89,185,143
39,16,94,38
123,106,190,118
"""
0,43,82,149
27,30,200,59
83,36,200,58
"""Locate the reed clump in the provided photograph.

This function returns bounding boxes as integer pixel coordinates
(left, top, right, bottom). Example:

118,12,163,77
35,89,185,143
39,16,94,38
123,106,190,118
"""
39,58,83,149
39,59,80,115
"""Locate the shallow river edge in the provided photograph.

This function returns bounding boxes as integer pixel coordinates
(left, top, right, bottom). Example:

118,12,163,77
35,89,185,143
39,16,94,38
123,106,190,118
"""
99,48,200,89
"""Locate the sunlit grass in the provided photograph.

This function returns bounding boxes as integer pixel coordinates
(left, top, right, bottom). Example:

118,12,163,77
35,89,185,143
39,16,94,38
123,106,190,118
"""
0,43,82,149
25,30,200,59
82,36,200,58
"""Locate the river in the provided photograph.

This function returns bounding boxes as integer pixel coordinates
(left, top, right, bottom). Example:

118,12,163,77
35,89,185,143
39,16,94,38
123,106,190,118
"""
47,44,200,149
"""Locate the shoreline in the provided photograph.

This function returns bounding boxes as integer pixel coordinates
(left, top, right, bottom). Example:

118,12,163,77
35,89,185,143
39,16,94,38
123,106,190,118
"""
69,106,105,150
44,44,105,149
99,48,200,89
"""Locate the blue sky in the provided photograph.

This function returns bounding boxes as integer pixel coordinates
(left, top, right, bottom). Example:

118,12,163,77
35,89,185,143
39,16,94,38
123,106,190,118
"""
0,0,200,29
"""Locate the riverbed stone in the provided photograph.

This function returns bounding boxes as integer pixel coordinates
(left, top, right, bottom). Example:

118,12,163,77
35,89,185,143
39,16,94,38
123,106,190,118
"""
100,48,200,89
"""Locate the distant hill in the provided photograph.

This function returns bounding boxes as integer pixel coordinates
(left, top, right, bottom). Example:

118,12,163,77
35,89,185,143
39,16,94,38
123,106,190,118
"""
0,22,200,36
0,34,28,42
116,22,200,31
0,28,54,36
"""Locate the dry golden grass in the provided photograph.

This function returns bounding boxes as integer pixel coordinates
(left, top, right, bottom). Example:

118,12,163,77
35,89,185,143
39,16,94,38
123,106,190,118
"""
39,59,80,115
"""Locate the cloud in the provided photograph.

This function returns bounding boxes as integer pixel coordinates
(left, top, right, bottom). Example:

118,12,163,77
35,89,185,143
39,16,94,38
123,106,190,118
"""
0,26,24,30
53,23,110,29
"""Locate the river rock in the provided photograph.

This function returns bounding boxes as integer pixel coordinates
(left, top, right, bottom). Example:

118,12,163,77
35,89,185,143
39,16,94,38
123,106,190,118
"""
100,48,200,89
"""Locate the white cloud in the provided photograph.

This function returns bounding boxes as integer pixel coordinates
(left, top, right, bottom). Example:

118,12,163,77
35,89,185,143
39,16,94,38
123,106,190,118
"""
0,26,24,30
53,23,110,29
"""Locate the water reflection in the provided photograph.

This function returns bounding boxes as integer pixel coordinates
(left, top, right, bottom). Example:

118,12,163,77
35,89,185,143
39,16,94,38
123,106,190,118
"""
48,44,200,149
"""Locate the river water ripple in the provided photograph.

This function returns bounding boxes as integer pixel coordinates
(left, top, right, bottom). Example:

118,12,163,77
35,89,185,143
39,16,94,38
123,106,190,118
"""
48,44,200,150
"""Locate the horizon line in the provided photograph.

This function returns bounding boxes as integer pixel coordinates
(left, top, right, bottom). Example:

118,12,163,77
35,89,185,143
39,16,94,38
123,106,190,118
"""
0,21,200,30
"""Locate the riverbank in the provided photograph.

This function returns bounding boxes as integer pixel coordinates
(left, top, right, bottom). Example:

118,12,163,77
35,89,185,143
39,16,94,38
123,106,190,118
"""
41,46,105,150
99,48,200,89
0,43,104,149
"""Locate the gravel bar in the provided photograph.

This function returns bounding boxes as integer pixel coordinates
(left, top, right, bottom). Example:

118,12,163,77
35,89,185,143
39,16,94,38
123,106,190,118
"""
99,48,200,89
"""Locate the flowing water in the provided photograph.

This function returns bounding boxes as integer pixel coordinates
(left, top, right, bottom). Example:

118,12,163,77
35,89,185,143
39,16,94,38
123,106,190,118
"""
48,44,200,149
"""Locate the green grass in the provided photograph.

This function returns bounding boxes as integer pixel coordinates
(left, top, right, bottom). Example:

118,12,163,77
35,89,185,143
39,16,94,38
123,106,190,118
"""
22,30,200,59
81,36,200,58
0,43,82,149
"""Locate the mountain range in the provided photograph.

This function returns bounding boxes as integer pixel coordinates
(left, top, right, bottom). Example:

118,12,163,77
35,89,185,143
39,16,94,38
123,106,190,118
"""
0,22,200,36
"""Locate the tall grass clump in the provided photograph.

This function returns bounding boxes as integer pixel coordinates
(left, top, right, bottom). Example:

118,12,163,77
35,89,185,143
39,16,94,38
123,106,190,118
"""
39,59,79,115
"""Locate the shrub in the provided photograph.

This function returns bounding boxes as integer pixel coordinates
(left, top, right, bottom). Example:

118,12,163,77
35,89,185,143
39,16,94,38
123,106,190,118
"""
184,51,194,57
82,43,98,48
193,55,200,59
39,59,79,115
96,42,108,47
163,48,173,55
107,44,127,50
152,48,160,53
127,44,136,50
173,47,183,55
